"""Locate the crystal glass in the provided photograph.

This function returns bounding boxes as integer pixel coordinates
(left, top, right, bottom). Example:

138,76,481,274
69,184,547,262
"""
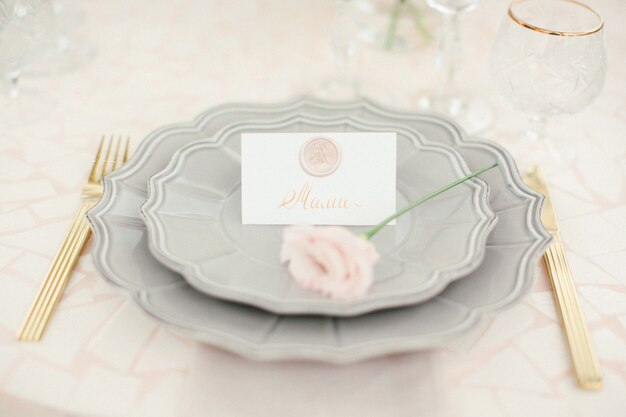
317,0,361,100
0,0,54,127
316,0,395,104
355,0,435,52
419,0,492,134
490,0,606,170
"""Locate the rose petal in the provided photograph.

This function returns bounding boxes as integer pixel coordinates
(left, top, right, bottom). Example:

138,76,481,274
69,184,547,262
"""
286,247,325,288
279,225,380,300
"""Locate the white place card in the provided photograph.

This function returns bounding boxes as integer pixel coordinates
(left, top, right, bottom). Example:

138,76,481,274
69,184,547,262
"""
241,132,396,225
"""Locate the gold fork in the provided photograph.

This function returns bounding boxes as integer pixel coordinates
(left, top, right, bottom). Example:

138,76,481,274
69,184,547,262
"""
17,136,130,342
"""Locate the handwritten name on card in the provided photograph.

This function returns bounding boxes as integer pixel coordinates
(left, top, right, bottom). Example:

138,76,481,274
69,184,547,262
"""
241,132,396,225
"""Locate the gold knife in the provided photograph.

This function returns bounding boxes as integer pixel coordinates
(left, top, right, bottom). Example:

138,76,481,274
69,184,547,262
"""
523,165,602,390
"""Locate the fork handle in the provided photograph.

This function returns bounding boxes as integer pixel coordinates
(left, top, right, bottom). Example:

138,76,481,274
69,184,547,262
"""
17,201,95,341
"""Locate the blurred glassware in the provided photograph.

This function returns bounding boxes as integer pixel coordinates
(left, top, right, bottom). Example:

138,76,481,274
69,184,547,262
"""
316,0,396,105
26,0,96,75
491,0,606,170
0,0,55,128
317,0,361,100
354,0,434,52
418,0,492,134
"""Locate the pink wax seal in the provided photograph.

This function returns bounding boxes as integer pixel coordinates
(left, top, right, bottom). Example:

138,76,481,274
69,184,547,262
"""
299,137,341,177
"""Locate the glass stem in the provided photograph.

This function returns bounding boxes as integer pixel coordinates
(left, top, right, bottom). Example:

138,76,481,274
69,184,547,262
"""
331,0,357,86
333,44,351,82
436,12,461,102
7,73,20,99
525,114,548,141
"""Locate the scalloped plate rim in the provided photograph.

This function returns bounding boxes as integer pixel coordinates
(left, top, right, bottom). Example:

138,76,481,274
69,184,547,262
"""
141,115,497,316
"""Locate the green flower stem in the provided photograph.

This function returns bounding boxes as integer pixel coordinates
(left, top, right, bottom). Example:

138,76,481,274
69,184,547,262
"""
384,0,404,50
363,162,498,240
406,1,432,41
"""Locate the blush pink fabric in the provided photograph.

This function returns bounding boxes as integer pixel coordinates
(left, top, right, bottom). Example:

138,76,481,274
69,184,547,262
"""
280,225,380,299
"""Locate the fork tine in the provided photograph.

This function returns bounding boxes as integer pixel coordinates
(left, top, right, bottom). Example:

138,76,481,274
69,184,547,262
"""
123,137,130,163
112,136,122,171
17,134,131,342
100,135,115,179
88,136,106,183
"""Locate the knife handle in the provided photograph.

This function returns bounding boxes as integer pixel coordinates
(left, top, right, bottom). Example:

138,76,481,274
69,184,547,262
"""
544,234,602,389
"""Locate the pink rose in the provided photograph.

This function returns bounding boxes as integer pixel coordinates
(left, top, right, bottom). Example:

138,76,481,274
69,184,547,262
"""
280,225,380,300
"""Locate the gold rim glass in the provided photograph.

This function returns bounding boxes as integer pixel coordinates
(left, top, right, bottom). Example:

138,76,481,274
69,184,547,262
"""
508,0,603,37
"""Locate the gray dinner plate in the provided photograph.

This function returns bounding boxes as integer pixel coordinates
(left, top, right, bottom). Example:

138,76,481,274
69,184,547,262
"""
87,97,550,363
142,116,496,316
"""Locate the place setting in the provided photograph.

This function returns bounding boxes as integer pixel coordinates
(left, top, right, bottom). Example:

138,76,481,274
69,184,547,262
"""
19,92,590,362
4,0,620,416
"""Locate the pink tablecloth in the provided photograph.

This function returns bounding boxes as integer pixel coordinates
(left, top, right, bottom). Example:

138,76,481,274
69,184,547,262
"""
1,1,625,416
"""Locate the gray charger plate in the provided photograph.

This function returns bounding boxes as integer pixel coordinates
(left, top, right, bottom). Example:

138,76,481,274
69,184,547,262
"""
142,116,496,316
87,97,550,363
